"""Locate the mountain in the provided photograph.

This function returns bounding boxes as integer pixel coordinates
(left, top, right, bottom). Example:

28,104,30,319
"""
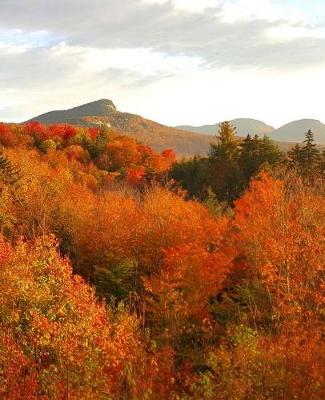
269,119,325,143
28,100,324,156
28,99,215,157
31,99,117,123
176,118,275,137
176,118,325,145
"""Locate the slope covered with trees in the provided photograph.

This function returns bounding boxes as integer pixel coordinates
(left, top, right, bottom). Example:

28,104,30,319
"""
28,99,216,156
0,121,323,399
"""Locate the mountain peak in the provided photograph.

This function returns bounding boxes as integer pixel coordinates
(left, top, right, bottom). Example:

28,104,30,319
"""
69,98,117,114
269,119,325,143
29,99,117,124
92,98,117,110
280,118,322,127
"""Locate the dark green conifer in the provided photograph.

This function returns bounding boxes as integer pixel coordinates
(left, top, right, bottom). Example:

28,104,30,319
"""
301,130,320,170
0,152,21,185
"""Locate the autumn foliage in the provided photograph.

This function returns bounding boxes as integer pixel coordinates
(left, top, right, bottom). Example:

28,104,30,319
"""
0,121,323,399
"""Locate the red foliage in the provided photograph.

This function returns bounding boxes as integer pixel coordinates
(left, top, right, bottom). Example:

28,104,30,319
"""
125,167,146,185
24,121,48,141
88,127,100,139
0,123,17,147
161,148,176,160
48,124,77,141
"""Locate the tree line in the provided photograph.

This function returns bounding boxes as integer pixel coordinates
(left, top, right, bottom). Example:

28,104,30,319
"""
170,122,324,203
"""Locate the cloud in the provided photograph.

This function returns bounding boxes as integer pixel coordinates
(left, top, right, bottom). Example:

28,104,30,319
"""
0,0,324,125
0,0,324,69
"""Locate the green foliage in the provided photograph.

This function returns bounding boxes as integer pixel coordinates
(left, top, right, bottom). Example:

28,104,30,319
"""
203,188,233,217
0,152,21,185
169,156,209,200
208,122,242,202
287,130,321,177
301,130,321,167
86,127,110,158
210,122,239,160
239,134,283,180
39,139,57,153
94,258,140,302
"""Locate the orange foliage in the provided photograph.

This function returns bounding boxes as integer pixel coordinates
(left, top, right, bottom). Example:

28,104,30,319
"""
105,136,142,169
0,234,172,399
0,120,323,399
234,172,324,324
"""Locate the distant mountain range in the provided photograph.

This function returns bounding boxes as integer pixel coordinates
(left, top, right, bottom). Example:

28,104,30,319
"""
176,118,325,144
176,119,275,137
268,119,325,143
27,99,325,156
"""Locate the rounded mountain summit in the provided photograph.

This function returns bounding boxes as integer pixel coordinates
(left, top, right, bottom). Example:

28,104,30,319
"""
29,99,117,124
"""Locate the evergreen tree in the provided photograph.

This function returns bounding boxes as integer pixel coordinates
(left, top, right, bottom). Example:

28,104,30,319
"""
0,152,21,185
288,143,303,168
209,121,239,161
208,122,243,202
239,134,282,181
300,130,320,174
169,156,209,200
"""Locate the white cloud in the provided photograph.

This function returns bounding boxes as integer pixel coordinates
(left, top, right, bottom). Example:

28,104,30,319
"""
0,0,324,127
142,0,220,13
267,25,325,41
79,47,202,75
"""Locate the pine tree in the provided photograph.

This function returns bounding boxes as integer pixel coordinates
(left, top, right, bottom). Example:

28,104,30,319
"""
288,143,303,167
208,122,243,202
169,156,209,200
0,152,21,185
209,121,239,162
300,130,320,176
239,134,282,181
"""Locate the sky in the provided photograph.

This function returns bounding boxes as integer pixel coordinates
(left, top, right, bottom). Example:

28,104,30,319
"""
0,0,325,128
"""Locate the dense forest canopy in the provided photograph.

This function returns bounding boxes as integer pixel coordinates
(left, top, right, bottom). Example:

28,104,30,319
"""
0,121,324,399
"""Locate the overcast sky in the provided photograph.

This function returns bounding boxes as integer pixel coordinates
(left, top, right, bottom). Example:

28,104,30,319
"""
0,0,325,127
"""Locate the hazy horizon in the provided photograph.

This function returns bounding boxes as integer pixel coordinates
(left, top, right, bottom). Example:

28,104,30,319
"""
19,97,325,131
1,0,325,127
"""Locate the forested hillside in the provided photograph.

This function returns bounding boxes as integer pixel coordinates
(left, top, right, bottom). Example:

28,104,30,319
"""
29,99,215,156
0,121,324,399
